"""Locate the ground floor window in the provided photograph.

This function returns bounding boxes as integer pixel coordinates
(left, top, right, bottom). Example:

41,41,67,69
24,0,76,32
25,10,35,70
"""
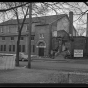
4,45,6,51
1,45,3,51
22,45,25,52
19,45,25,52
0,45,6,51
13,45,15,52
9,45,15,52
9,45,11,52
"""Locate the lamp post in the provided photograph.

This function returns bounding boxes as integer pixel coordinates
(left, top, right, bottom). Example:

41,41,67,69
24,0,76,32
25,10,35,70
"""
27,3,32,68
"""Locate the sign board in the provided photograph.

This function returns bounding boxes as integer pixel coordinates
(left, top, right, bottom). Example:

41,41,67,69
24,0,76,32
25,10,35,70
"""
74,49,83,57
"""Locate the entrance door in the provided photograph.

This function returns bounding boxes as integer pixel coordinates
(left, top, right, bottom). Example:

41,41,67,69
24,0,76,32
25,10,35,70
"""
39,48,44,56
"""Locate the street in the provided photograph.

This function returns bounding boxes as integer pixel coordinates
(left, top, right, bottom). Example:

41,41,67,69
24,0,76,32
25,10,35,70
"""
19,58,88,73
1,57,88,84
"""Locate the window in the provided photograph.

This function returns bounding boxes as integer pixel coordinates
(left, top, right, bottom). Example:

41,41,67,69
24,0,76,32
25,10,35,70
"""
9,45,11,52
19,45,21,52
1,28,3,33
31,35,34,40
39,33,44,38
1,45,3,51
11,37,14,40
2,37,5,40
4,45,6,51
33,45,35,52
20,37,24,40
22,45,25,52
13,45,15,52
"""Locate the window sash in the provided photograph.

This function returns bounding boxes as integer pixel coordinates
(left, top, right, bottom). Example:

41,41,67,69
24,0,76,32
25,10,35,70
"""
4,45,6,51
22,45,25,52
9,45,11,51
13,45,15,52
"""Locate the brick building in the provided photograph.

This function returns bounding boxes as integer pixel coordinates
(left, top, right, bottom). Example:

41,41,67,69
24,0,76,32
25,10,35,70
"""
0,12,78,56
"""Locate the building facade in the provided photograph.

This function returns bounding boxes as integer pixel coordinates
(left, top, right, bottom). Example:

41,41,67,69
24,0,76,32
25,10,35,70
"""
0,12,78,56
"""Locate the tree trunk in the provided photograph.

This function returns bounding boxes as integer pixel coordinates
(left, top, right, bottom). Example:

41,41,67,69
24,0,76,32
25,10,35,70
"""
15,30,21,66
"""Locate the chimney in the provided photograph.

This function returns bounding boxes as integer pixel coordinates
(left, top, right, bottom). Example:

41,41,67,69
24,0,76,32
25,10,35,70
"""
86,13,88,37
69,11,73,36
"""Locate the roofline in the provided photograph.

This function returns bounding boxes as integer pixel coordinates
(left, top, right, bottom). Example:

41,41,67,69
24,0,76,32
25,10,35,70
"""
0,32,35,37
49,14,67,25
0,14,66,26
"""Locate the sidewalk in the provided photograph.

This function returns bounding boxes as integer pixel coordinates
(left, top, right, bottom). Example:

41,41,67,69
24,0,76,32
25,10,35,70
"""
32,55,88,64
1,61,88,83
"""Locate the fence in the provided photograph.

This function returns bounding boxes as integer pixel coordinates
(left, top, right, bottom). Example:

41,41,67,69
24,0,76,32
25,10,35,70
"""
0,54,15,70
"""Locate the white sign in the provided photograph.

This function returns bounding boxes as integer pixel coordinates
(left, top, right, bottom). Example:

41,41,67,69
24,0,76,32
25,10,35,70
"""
74,50,83,57
53,31,57,37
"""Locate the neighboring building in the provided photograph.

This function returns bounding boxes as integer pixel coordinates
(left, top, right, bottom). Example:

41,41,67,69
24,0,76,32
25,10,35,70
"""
0,12,78,56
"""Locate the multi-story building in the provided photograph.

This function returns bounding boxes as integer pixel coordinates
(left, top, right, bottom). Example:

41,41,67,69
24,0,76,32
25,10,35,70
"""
0,12,78,57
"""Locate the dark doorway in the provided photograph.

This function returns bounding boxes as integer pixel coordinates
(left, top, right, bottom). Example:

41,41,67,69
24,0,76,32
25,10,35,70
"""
38,48,44,56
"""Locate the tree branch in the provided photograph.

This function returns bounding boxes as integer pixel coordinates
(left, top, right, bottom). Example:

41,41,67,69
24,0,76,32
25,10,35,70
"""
0,2,29,12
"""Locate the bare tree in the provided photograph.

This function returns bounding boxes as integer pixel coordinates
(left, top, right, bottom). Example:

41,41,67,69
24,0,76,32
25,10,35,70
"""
2,2,29,66
0,2,88,67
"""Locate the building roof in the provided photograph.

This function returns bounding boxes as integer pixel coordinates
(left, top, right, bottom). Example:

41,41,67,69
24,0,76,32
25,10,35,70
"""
0,14,78,36
0,14,67,26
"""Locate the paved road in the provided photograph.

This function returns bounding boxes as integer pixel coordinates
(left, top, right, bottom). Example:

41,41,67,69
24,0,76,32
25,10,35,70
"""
19,58,88,73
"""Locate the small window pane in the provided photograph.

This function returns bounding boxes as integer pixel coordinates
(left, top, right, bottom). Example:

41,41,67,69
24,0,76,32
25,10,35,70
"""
1,45,3,51
9,45,11,51
4,45,6,51
22,45,25,52
13,45,15,52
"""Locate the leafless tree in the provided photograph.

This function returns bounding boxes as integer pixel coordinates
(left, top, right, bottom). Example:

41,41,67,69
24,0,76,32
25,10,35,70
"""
0,2,88,66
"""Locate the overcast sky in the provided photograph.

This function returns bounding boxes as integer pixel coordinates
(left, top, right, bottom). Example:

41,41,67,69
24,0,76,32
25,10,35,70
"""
0,2,87,30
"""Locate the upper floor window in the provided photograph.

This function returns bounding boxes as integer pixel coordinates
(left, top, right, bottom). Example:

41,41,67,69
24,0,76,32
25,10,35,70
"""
39,33,44,39
1,28,3,33
31,35,34,40
11,37,14,40
20,36,24,40
2,37,5,40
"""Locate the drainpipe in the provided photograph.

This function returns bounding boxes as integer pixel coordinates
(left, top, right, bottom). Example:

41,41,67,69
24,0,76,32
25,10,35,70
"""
69,11,73,36
86,13,88,56
86,13,88,37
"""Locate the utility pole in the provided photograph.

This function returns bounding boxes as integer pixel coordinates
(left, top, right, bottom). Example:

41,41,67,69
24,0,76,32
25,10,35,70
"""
27,3,32,68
